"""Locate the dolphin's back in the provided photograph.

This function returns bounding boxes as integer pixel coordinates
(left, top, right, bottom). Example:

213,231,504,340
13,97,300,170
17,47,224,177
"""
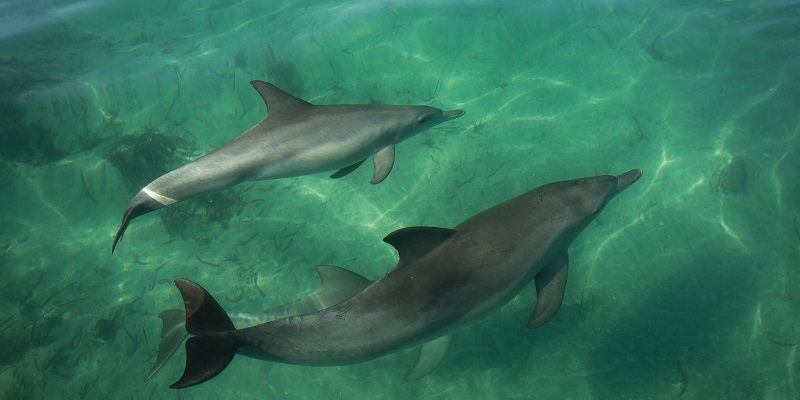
187,105,413,182
235,184,585,365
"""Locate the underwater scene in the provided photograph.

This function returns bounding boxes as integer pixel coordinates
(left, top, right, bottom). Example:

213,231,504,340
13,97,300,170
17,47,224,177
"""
1,0,799,399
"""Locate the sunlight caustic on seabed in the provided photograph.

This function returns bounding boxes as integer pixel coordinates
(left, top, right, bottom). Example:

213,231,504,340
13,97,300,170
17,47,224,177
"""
1,0,799,399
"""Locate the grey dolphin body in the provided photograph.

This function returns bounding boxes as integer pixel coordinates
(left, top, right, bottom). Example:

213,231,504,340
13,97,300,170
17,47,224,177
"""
112,81,464,252
169,169,643,388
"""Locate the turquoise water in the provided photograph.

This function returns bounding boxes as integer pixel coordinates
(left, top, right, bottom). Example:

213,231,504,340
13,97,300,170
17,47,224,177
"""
1,0,799,398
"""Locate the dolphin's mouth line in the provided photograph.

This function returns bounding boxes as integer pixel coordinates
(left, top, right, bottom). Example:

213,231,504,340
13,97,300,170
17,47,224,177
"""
441,109,465,121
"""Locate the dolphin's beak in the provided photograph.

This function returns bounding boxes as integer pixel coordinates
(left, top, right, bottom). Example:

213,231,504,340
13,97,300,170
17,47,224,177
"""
440,109,465,121
615,169,643,193
112,191,164,253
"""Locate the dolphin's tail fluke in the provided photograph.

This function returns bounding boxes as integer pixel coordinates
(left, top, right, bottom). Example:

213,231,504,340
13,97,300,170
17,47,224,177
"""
144,309,187,382
112,191,165,253
170,279,239,389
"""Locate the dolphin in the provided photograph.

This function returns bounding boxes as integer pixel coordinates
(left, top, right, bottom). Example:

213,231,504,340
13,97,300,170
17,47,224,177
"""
112,81,464,252
167,169,643,388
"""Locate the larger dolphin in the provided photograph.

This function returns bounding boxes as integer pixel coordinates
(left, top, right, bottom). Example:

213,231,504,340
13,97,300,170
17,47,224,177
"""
168,169,643,388
112,81,464,252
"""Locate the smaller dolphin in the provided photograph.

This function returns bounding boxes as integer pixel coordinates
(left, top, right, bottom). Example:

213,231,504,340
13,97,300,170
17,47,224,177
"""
112,81,464,252
165,170,643,388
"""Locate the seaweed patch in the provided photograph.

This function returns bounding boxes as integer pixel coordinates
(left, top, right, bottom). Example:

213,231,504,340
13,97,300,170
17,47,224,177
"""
676,360,687,397
766,331,798,347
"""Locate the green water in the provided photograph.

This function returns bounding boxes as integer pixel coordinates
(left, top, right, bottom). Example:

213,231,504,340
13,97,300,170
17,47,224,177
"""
1,0,799,398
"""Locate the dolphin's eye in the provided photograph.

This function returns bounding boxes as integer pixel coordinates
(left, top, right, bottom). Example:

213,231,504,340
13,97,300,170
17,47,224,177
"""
417,115,428,124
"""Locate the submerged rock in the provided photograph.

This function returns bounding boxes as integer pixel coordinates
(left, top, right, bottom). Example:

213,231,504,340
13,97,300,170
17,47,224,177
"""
713,156,748,195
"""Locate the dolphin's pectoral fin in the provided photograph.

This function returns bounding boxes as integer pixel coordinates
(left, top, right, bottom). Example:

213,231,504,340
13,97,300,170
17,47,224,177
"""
250,80,311,114
384,226,458,264
528,253,569,329
370,145,395,184
145,309,189,382
330,159,366,179
314,265,372,308
407,334,452,381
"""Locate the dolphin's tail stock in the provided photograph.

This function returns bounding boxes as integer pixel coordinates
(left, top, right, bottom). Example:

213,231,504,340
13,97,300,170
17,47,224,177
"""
170,279,240,389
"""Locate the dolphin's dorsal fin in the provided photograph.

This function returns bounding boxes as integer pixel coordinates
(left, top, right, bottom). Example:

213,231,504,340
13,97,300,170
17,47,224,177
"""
406,334,452,381
527,253,569,328
250,80,311,114
313,265,372,308
384,227,457,264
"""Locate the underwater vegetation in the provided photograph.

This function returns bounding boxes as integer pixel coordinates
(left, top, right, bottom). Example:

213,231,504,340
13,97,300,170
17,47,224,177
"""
104,128,188,193
0,266,96,399
160,190,247,244
260,45,304,97
0,101,69,165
